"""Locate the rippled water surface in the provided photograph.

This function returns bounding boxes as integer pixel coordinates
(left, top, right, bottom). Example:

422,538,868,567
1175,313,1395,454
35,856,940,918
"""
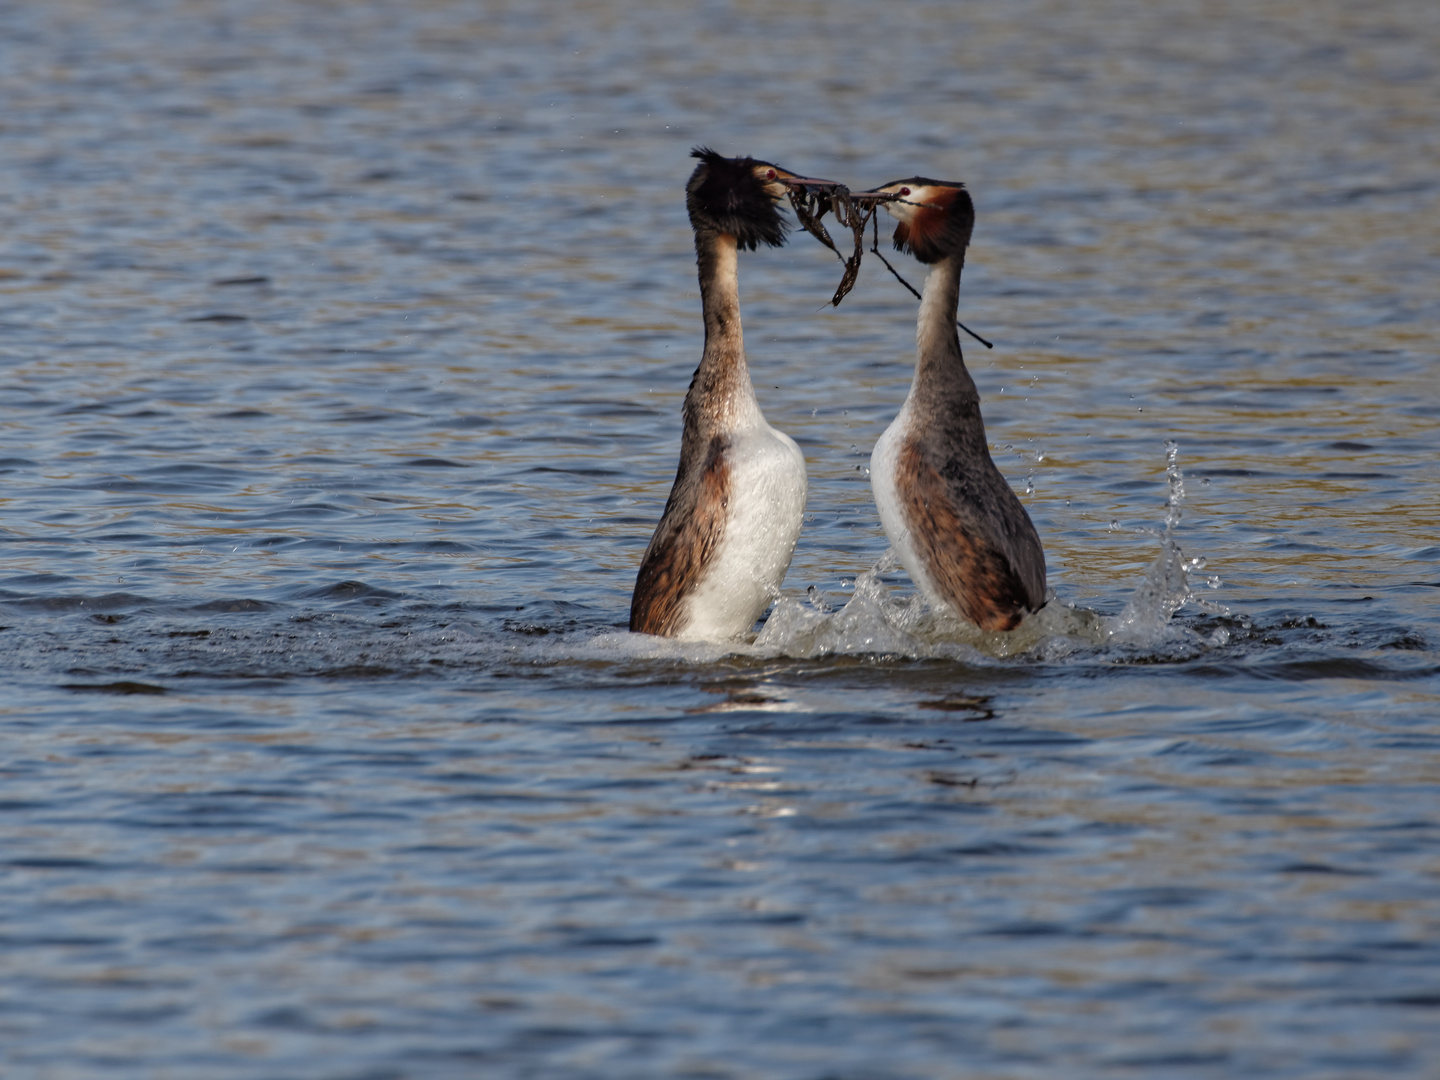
3,1,1439,1076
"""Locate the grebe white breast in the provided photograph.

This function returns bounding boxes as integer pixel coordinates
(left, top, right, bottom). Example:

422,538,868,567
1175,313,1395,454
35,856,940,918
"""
860,177,1046,631
629,148,838,640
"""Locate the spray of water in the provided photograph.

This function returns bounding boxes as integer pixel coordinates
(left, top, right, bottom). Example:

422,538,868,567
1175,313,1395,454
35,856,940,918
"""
1106,440,1226,645
585,442,1224,663
750,440,1224,660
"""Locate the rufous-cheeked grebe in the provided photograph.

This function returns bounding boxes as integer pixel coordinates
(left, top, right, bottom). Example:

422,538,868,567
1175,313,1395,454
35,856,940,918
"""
858,177,1046,631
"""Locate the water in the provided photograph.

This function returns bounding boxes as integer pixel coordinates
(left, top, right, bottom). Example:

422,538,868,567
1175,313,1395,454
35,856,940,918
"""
2,1,1439,1076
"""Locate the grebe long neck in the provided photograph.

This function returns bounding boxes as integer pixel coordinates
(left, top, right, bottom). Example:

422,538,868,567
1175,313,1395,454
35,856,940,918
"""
908,253,986,449
697,231,742,344
689,232,760,432
912,255,972,398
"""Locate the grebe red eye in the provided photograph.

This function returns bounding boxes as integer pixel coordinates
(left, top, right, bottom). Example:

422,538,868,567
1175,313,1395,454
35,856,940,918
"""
765,169,777,180
899,187,911,196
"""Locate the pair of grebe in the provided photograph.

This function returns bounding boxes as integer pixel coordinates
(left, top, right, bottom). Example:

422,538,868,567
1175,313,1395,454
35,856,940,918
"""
629,148,1045,640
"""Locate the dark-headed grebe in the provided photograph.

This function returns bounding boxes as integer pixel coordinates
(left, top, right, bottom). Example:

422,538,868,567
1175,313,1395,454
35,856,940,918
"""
629,148,838,640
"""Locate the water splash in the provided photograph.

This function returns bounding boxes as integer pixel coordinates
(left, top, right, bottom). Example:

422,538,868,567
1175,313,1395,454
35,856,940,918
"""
752,440,1222,660
749,563,1114,662
1106,440,1226,646
580,443,1222,664
755,564,925,657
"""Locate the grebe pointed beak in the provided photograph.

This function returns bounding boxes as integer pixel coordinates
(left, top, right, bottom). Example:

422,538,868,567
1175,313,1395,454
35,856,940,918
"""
778,175,843,190
851,186,905,204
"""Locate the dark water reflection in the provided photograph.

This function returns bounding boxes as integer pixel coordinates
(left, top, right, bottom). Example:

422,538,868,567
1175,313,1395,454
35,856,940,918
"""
2,1,1439,1076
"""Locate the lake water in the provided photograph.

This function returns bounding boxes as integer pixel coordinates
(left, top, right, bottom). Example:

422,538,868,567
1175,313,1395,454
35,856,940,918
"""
2,1,1438,1076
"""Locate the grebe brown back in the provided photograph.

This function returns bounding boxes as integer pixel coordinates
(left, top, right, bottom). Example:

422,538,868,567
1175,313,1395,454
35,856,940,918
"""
860,177,1046,631
629,148,838,640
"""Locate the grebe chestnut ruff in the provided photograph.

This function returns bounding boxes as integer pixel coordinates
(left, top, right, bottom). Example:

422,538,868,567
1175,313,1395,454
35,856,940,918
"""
629,148,839,640
860,178,1047,631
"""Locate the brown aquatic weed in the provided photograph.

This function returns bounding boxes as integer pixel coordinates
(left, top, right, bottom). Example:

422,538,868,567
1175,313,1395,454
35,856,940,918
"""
786,185,891,306
787,183,993,348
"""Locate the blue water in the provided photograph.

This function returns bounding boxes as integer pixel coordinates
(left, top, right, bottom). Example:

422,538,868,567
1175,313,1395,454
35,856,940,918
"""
2,1,1439,1076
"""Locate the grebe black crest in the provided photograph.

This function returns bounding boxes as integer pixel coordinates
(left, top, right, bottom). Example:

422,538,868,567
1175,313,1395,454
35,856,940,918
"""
629,150,839,640
686,147,790,251
861,177,1046,631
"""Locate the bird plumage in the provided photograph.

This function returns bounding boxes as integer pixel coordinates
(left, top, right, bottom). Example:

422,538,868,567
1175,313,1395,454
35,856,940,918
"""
629,150,828,639
864,178,1046,631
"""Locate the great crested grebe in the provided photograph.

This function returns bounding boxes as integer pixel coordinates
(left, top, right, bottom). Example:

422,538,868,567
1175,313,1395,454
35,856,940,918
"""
860,177,1046,631
629,148,838,640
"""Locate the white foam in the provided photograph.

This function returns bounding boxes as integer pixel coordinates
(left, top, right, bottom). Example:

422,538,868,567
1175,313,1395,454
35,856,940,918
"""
1106,440,1228,647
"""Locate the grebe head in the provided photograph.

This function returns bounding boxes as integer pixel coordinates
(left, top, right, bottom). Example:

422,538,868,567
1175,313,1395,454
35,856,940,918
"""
858,178,975,264
687,146,839,251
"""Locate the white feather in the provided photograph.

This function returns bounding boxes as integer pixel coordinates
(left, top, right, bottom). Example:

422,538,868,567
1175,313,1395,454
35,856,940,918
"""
870,399,943,608
678,414,806,641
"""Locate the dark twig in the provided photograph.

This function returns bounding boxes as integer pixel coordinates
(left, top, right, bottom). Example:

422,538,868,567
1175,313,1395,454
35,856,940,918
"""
865,199,994,349
956,321,994,349
870,210,921,300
